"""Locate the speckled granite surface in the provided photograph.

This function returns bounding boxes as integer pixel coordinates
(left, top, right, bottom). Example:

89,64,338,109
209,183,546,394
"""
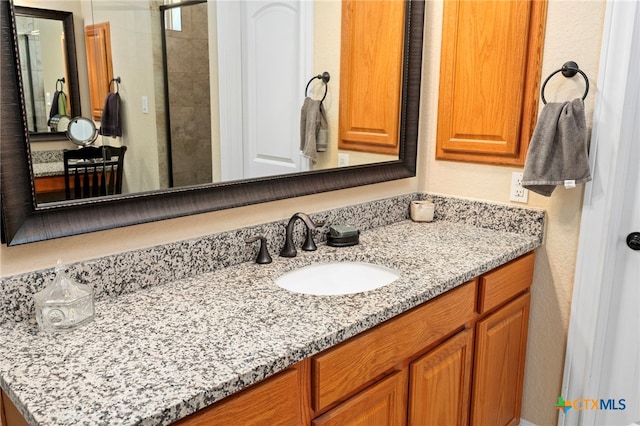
0,194,544,326
0,194,545,425
31,150,63,164
31,151,64,178
32,161,64,178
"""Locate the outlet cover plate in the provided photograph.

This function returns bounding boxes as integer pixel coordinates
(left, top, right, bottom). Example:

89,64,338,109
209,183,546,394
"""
510,172,529,203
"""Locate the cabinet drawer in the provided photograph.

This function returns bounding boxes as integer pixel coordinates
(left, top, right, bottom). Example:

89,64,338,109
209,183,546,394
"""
312,280,476,412
478,252,534,315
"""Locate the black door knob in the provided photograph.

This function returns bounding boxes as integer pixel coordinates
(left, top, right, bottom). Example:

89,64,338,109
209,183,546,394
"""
627,232,640,250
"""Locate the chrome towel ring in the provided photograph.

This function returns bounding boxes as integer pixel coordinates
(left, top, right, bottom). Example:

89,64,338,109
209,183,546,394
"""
541,61,589,104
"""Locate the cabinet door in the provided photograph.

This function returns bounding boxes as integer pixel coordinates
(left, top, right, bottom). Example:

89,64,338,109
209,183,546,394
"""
338,0,405,155
436,0,547,165
85,22,113,121
471,293,530,426
1,389,28,426
312,369,408,426
408,329,473,426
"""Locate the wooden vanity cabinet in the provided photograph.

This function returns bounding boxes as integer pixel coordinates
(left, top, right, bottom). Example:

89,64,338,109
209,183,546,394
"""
310,281,477,425
310,252,534,426
311,280,476,414
1,253,535,426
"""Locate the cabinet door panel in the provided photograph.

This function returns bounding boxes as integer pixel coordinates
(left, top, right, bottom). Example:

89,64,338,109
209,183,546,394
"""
312,369,408,426
436,0,547,165
472,293,530,426
409,329,473,426
338,0,405,155
84,22,113,121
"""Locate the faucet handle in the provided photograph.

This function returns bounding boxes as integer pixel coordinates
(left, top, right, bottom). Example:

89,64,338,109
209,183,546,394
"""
245,236,272,264
302,229,318,251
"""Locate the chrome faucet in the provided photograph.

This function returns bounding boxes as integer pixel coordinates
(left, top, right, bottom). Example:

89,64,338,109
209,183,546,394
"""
280,212,325,257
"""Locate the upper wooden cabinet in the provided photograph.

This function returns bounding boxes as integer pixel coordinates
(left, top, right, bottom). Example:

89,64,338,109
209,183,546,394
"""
436,0,548,165
85,22,113,121
338,0,405,155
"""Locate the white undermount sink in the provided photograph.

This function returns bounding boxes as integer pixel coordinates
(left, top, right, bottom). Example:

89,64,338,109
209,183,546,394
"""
274,261,400,296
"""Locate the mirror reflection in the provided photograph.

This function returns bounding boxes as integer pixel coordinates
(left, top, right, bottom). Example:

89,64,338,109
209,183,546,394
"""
14,5,77,135
21,0,405,205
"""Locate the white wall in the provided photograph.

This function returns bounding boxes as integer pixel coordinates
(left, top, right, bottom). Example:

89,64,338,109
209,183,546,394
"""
89,0,162,194
312,0,341,170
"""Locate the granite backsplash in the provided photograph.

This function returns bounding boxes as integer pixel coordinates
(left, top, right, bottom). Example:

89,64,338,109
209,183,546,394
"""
0,193,545,324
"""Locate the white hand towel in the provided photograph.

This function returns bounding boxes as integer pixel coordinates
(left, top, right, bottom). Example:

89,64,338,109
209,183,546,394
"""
522,98,591,196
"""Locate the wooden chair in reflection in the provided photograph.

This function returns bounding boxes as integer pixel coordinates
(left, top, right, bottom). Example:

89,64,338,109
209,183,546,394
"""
63,145,127,200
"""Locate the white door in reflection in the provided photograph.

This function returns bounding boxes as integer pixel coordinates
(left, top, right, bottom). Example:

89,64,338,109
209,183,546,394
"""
217,0,313,181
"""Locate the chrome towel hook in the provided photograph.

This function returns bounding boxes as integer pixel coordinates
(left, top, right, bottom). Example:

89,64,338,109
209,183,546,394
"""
541,61,589,104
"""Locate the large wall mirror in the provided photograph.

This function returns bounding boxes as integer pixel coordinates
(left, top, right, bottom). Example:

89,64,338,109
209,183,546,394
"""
0,0,424,246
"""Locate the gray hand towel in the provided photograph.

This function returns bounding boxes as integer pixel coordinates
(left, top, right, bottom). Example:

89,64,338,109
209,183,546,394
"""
522,98,591,196
99,92,122,137
300,97,328,164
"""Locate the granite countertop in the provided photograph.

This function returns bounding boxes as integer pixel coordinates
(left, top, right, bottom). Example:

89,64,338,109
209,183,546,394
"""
32,162,64,178
31,151,64,178
0,219,541,425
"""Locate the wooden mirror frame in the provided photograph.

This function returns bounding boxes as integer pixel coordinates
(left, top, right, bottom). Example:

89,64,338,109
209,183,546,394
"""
1,0,424,246
13,5,81,142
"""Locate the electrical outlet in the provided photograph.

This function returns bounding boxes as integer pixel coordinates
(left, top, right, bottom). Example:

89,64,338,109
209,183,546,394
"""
141,96,149,114
510,172,529,203
338,153,350,167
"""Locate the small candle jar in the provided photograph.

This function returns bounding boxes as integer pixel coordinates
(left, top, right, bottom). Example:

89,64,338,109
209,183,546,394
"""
410,200,435,222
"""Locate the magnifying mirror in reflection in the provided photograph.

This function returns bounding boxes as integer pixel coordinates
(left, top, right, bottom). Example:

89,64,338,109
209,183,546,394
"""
48,115,71,133
67,117,98,146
